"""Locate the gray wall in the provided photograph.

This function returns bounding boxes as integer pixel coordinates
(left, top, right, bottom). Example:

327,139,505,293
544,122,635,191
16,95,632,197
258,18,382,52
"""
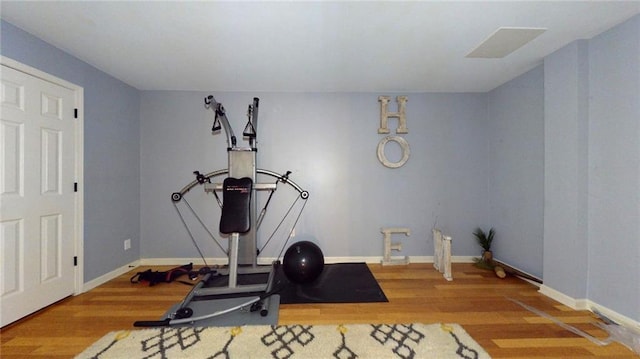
482,14,639,322
544,40,590,299
493,15,639,321
140,92,489,260
586,16,639,321
543,15,640,321
487,66,545,279
1,21,141,282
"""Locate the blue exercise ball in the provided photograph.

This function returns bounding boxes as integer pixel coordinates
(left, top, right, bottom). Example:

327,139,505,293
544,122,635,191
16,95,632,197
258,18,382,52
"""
282,241,324,284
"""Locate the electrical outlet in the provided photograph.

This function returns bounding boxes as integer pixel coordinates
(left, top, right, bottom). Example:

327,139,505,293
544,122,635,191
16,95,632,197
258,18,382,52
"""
124,238,131,251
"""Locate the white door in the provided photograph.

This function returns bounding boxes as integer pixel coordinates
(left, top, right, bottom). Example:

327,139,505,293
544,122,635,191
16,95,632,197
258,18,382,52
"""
1,60,82,327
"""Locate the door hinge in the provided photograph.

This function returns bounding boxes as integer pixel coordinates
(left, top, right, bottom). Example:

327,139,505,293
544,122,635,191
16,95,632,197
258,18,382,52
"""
74,182,78,192
74,256,78,266
74,108,78,119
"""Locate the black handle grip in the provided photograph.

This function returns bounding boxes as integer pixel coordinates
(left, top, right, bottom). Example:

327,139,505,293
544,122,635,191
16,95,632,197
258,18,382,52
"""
133,318,171,327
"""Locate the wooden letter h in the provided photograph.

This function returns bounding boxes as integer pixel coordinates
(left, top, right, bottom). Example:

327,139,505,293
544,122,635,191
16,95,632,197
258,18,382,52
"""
378,96,408,134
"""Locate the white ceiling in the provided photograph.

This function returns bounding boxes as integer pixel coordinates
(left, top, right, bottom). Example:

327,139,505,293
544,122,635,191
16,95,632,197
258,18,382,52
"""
2,1,639,93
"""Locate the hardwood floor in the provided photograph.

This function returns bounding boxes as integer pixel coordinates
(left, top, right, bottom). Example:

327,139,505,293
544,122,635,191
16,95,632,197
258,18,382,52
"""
1,263,637,358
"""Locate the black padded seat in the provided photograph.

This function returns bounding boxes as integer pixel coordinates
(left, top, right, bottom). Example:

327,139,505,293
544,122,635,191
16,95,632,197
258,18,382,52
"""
219,177,252,234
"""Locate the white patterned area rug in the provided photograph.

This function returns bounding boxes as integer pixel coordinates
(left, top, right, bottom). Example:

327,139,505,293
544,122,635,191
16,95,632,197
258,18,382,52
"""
76,323,491,359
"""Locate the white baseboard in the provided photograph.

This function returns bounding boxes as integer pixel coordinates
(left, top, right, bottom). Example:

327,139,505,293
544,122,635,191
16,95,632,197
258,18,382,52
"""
81,259,140,293
139,258,226,266
138,255,478,266
539,284,640,330
539,285,588,309
588,301,640,331
451,256,477,263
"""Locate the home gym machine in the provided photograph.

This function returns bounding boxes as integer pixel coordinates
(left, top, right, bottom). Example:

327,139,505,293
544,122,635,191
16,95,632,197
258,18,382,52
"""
134,96,309,327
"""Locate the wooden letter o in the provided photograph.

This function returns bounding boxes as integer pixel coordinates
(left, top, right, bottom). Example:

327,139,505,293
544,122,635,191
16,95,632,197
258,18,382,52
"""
377,135,410,168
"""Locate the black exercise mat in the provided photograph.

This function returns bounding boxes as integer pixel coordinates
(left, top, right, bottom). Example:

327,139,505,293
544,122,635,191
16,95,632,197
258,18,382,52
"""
276,262,388,304
202,262,388,304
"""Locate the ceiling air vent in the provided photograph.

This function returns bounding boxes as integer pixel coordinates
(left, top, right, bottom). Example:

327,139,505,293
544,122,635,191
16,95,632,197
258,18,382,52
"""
466,27,547,58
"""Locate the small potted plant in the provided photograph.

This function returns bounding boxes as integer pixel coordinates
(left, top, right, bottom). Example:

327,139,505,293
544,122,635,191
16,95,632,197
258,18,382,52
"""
473,227,495,262
472,227,506,278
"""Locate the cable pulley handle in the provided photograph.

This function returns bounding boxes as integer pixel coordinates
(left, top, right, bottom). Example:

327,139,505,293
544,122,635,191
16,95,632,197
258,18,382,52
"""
211,117,221,132
243,98,259,150
205,95,236,148
205,96,222,132
216,103,237,147
244,104,256,137
243,119,257,138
